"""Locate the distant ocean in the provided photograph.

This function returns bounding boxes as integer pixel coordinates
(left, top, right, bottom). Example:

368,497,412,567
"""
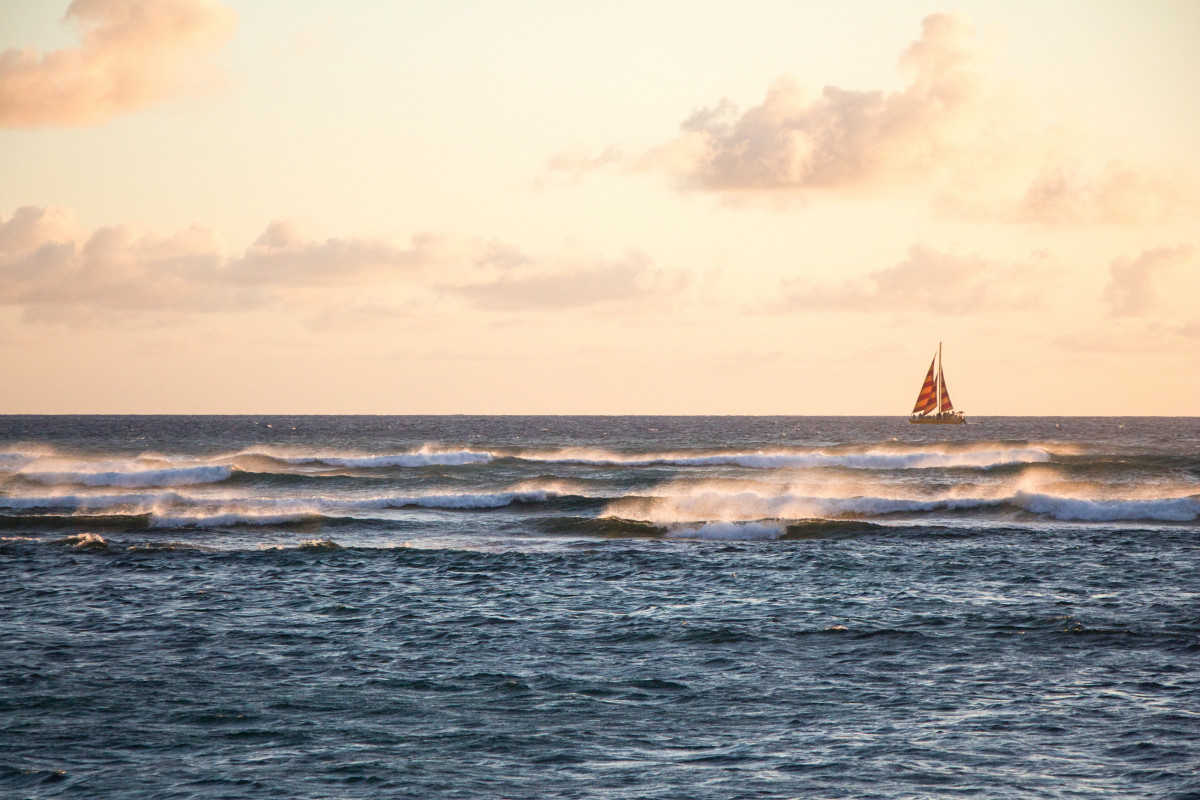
2,415,1198,798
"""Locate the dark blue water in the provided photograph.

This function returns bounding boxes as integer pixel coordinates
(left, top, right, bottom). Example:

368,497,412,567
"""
2,416,1198,798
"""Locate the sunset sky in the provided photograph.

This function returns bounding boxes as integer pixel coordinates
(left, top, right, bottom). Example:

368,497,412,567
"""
1,0,1197,414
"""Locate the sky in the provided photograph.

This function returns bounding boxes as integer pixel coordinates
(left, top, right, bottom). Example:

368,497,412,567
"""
1,0,1197,414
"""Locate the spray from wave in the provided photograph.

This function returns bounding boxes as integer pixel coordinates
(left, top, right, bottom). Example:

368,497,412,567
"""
602,480,1200,526
20,465,233,488
507,445,1054,470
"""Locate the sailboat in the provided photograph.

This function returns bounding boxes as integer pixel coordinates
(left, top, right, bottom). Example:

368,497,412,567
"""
909,342,965,424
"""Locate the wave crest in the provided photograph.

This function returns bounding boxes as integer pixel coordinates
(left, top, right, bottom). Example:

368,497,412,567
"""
246,449,492,468
20,465,232,488
513,446,1053,470
1014,491,1200,522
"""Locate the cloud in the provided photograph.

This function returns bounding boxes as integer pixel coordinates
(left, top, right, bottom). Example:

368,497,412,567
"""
1054,321,1198,354
631,13,1191,225
0,206,438,321
641,14,997,193
0,205,682,324
1101,245,1195,317
1010,163,1191,226
450,250,687,311
233,220,445,288
775,244,1054,314
0,0,236,127
543,144,625,184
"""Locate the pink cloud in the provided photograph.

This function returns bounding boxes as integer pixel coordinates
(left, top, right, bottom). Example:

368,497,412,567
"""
450,250,687,311
0,206,437,321
0,0,236,127
0,205,683,324
1101,245,1196,317
775,244,1055,314
628,13,1191,226
641,14,995,192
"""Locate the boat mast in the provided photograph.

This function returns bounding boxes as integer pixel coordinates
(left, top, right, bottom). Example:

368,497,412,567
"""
936,341,942,414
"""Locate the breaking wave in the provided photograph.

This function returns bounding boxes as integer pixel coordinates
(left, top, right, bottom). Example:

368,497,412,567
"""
243,449,492,468
19,465,233,488
666,521,786,541
603,488,1200,525
0,492,186,510
509,446,1054,471
0,489,564,528
1013,491,1200,522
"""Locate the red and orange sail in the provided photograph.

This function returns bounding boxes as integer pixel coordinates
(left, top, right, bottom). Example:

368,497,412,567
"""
912,357,938,415
938,364,954,413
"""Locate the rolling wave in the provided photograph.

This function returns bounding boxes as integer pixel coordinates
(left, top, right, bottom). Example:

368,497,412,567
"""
19,465,233,488
508,446,1054,470
0,489,566,528
0,491,186,510
603,488,1200,525
1013,491,1200,522
2,484,1194,528
260,450,493,468
0,443,1063,488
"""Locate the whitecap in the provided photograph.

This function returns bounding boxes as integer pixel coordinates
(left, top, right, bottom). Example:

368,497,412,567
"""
21,465,233,488
1014,491,1200,522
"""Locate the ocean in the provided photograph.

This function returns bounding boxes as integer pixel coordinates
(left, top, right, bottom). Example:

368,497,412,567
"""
2,415,1198,799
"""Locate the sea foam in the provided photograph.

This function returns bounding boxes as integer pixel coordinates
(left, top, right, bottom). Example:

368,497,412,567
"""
21,465,233,488
666,521,785,541
513,446,1052,471
1014,491,1200,522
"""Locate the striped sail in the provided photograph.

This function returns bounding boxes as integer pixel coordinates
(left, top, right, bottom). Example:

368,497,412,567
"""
938,365,954,413
912,357,938,415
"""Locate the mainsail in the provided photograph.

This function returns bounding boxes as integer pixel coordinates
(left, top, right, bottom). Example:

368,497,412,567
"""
912,357,938,415
909,342,965,424
938,363,954,413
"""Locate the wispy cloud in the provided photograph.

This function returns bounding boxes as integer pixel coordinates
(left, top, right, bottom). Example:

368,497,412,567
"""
0,206,438,321
1101,245,1196,317
1054,321,1199,354
0,0,236,127
775,244,1055,314
542,144,626,186
450,250,687,312
0,205,684,325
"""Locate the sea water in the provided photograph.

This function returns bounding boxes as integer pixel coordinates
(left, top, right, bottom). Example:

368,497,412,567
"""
1,415,1198,798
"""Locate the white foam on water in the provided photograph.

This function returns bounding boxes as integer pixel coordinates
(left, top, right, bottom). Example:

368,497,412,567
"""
297,539,342,551
512,445,1054,470
0,488,558,517
666,521,786,541
137,490,560,527
0,444,59,470
1014,491,1200,522
603,480,1200,525
50,532,109,549
0,492,187,510
20,465,233,488
0,453,37,469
